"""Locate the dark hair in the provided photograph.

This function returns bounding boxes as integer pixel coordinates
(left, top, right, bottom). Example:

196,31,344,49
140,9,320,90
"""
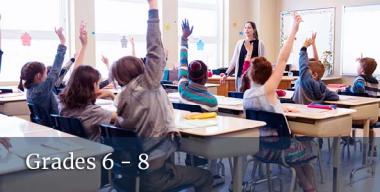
245,21,259,40
309,61,325,80
59,65,101,109
18,62,46,91
360,57,377,75
189,60,208,85
111,56,144,86
249,57,272,85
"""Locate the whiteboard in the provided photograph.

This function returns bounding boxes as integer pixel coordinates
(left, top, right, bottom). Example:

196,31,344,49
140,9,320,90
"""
280,8,335,75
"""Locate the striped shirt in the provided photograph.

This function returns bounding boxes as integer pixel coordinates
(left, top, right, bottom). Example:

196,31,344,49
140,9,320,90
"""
178,38,218,112
351,75,380,97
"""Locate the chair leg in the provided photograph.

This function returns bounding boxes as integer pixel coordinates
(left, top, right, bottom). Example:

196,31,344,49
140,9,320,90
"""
251,160,259,179
266,164,273,192
317,144,324,184
135,177,140,192
289,167,297,192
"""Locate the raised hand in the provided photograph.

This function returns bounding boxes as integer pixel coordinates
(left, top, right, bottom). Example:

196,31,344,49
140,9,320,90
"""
181,19,194,40
101,55,110,68
147,0,158,9
129,37,135,46
55,27,66,45
79,21,88,46
311,32,317,45
303,38,312,48
292,13,303,33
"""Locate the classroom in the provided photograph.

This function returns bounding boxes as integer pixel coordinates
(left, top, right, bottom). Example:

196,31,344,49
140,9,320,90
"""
1,0,380,192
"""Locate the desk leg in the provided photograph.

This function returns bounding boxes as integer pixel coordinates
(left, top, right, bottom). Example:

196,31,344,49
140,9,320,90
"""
332,137,341,192
350,119,371,184
233,156,244,192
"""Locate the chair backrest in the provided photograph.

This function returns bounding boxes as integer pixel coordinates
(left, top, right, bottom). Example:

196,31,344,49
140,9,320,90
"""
172,103,203,113
100,124,143,191
245,109,291,150
338,90,370,97
228,91,244,99
27,103,54,128
50,115,87,138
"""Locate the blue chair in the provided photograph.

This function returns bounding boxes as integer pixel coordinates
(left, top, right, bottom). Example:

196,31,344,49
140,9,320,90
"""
100,124,193,192
172,103,203,113
50,115,87,138
228,91,244,99
27,103,54,128
245,109,316,192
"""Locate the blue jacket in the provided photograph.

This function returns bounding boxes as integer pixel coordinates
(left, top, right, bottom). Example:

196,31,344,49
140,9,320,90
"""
26,44,67,115
292,47,339,104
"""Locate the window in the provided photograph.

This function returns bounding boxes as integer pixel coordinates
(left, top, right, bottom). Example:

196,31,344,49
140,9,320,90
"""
0,0,68,82
95,0,148,77
178,0,223,69
342,5,380,75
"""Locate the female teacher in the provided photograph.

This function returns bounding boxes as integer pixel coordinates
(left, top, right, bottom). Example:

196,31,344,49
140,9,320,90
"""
221,21,265,91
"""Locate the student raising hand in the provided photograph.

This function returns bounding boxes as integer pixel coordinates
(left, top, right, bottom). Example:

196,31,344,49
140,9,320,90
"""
55,27,66,46
79,22,88,47
182,19,194,40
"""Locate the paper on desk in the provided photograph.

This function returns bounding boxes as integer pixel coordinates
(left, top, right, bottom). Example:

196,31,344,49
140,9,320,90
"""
0,93,24,98
11,139,83,158
217,96,242,106
177,120,217,129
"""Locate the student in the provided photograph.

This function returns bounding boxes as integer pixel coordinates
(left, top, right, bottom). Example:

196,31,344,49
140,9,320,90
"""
18,27,67,116
243,14,317,192
178,19,224,186
0,138,11,151
111,0,212,191
292,34,339,104
178,19,218,111
345,57,379,97
59,66,117,141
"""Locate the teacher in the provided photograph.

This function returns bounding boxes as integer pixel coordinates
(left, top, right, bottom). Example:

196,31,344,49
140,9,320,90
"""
222,21,265,91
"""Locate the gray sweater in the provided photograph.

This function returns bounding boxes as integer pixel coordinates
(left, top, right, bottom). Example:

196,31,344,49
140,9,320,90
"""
115,9,177,170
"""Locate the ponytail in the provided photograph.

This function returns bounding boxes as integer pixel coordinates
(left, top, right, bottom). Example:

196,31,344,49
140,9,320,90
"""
18,78,24,92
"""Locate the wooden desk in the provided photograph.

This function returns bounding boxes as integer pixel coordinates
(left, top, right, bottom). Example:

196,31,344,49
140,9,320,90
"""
208,75,298,96
207,75,236,96
175,110,265,192
162,83,220,95
100,103,265,192
0,93,29,119
279,76,298,90
0,114,113,192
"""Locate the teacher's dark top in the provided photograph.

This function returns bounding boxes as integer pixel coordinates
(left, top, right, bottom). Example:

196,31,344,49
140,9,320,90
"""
237,40,259,78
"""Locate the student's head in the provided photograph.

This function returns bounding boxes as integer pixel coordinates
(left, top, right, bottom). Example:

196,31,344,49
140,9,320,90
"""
111,56,144,87
189,60,208,85
59,65,101,109
308,59,325,81
244,21,258,40
18,62,47,91
357,57,377,76
248,57,272,85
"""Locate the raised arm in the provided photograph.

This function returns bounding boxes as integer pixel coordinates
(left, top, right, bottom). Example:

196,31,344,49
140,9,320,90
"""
143,0,165,88
264,14,302,94
44,27,67,91
178,19,193,81
130,37,136,57
311,32,319,61
74,22,88,68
